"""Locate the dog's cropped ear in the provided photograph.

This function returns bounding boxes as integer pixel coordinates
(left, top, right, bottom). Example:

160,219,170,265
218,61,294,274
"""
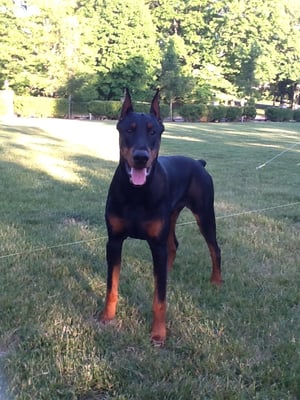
150,89,161,122
119,88,134,120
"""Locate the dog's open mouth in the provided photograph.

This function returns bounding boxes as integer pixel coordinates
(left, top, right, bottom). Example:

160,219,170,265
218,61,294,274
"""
126,164,151,185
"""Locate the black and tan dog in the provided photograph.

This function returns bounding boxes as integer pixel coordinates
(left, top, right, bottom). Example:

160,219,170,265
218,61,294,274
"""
100,89,222,346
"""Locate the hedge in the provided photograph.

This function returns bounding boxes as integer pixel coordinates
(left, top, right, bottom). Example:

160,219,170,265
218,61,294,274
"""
15,96,295,123
293,109,300,122
243,100,257,119
175,103,256,122
87,100,121,119
14,96,68,118
87,100,169,120
265,107,294,122
225,106,242,122
180,104,207,121
134,102,169,119
206,105,227,122
12,96,172,120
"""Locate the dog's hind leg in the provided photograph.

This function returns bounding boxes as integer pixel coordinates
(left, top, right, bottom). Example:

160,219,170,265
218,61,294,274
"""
166,210,181,271
193,209,222,285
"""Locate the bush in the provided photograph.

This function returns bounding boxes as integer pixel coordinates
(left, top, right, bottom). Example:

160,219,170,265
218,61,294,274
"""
12,96,172,120
87,100,120,119
134,102,152,114
207,105,227,122
226,106,242,122
134,102,169,120
14,96,68,117
293,109,300,121
87,100,169,120
265,107,294,122
71,101,89,115
180,104,207,121
243,98,257,119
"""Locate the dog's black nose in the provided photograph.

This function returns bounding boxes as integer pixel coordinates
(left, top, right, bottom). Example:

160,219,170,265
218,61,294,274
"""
133,150,149,166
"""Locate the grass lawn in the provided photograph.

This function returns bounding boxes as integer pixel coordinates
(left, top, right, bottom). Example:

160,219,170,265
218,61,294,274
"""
0,117,299,399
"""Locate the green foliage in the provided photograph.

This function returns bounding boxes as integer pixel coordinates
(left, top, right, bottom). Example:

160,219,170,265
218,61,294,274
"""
1,0,300,102
87,100,121,119
265,107,294,122
71,101,89,115
134,102,170,120
293,108,300,121
243,98,257,119
190,84,214,105
225,106,242,122
95,0,159,100
207,105,227,122
14,96,68,118
160,37,194,105
12,96,171,120
180,104,207,121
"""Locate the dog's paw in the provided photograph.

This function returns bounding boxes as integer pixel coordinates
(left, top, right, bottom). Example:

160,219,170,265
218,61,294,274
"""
210,275,223,286
151,335,166,348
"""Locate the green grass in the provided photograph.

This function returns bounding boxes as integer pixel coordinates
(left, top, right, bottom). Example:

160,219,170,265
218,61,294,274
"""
0,118,299,399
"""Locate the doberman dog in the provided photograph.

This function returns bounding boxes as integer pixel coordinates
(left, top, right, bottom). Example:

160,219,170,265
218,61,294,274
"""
100,89,222,346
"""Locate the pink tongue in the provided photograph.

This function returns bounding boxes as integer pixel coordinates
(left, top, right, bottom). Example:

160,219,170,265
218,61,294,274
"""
131,168,147,185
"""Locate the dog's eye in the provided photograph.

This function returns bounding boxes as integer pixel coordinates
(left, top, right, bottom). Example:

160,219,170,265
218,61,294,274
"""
148,129,156,136
127,123,136,134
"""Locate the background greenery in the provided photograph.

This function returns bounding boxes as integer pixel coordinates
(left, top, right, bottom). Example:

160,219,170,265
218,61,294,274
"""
1,0,300,105
0,119,299,399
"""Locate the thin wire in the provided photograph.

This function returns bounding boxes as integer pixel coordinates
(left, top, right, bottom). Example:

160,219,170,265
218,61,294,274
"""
177,201,300,226
256,142,300,170
0,201,299,261
0,236,107,260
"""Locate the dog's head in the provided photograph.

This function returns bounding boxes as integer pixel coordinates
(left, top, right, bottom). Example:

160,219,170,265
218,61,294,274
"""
117,89,165,186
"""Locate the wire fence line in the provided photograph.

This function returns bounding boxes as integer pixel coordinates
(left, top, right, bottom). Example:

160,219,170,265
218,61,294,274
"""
0,201,299,261
255,141,300,170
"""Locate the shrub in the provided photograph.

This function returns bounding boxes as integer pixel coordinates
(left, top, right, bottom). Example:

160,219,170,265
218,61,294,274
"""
87,100,120,119
226,106,242,122
134,102,151,114
134,102,169,120
265,107,294,122
71,101,89,115
180,104,207,121
207,105,227,122
14,96,68,117
243,98,257,119
293,109,300,121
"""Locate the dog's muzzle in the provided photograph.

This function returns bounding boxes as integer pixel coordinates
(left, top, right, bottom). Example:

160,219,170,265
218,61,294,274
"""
127,165,151,186
126,149,151,186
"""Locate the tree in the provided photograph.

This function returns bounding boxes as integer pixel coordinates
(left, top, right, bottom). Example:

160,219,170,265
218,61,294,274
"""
0,0,99,97
160,37,194,119
93,0,160,100
148,0,300,101
1,0,300,102
0,0,30,92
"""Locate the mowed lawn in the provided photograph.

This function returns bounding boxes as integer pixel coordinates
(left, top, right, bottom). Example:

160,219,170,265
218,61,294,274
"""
0,118,299,400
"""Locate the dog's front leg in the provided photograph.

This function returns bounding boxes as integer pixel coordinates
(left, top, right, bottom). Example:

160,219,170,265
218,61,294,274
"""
149,240,168,346
100,237,124,322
